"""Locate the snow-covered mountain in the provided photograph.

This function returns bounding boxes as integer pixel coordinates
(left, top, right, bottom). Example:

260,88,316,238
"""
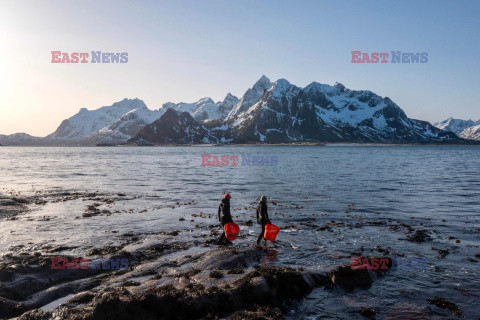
434,118,480,141
203,77,465,144
162,94,239,122
1,95,239,145
227,75,272,117
0,133,47,146
461,124,480,141
2,77,477,145
82,107,165,145
128,108,218,144
128,76,472,145
46,95,239,145
47,98,148,142
216,93,239,118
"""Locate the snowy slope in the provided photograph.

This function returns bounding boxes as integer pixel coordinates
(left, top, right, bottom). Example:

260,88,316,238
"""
434,118,479,133
460,124,480,140
83,107,165,144
227,75,272,117
160,95,238,122
0,133,48,145
47,98,147,141
216,93,239,117
434,118,480,141
41,94,238,145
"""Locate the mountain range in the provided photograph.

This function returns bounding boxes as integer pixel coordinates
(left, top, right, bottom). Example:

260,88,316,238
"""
434,118,480,141
1,76,478,145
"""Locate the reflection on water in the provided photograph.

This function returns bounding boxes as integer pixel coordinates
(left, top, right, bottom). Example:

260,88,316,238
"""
260,248,279,267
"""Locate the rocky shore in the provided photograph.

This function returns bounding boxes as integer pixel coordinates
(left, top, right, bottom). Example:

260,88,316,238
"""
1,191,477,319
3,243,393,320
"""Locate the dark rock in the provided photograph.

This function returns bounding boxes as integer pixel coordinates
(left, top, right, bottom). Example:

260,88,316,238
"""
358,307,376,318
432,247,450,258
427,297,463,317
327,258,391,291
406,229,432,243
209,270,224,279
0,297,25,318
227,268,245,275
225,306,285,320
17,309,51,320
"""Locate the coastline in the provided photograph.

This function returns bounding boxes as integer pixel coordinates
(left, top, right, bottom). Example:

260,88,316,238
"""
3,141,480,147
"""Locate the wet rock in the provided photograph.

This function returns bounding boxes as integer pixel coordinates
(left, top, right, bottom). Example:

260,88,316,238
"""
88,246,123,256
68,291,95,304
17,309,51,320
358,307,376,318
432,247,450,258
427,297,463,317
0,297,25,319
43,245,78,253
194,248,261,270
227,268,245,275
224,306,285,320
406,229,432,243
209,270,224,279
326,258,391,291
14,249,327,320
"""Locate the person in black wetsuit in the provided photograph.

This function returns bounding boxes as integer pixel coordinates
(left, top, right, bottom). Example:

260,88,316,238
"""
218,193,233,244
256,195,271,245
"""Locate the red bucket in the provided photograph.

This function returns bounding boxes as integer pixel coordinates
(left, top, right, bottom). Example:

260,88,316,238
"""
224,223,240,241
264,224,280,241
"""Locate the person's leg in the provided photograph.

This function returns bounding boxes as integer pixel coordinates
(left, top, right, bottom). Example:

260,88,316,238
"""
219,223,226,243
257,224,265,244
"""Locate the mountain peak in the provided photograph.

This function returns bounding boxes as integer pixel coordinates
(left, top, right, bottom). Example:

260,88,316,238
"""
197,97,215,105
224,92,237,100
252,75,271,91
334,82,346,91
270,78,293,95
112,98,147,110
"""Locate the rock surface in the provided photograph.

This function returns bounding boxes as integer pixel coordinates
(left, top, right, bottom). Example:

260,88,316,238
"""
9,244,394,320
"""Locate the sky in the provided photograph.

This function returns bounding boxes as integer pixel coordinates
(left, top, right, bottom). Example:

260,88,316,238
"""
1,0,479,136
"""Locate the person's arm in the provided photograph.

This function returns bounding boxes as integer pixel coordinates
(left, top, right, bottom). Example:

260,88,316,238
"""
218,204,222,221
265,205,271,224
256,207,259,223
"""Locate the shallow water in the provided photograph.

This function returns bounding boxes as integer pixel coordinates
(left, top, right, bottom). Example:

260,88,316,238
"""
1,145,479,319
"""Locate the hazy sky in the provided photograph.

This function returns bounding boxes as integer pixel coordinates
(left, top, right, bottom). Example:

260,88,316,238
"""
1,0,479,136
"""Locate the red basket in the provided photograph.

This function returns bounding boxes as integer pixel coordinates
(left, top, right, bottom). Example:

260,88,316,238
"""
264,224,280,241
224,223,240,241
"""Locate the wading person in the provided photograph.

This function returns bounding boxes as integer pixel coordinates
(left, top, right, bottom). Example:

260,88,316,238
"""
218,193,233,244
256,195,271,245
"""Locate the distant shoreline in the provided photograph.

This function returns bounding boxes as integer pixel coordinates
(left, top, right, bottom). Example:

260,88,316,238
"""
1,141,480,147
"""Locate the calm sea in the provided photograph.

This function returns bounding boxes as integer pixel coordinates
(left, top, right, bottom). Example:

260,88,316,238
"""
1,145,479,319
